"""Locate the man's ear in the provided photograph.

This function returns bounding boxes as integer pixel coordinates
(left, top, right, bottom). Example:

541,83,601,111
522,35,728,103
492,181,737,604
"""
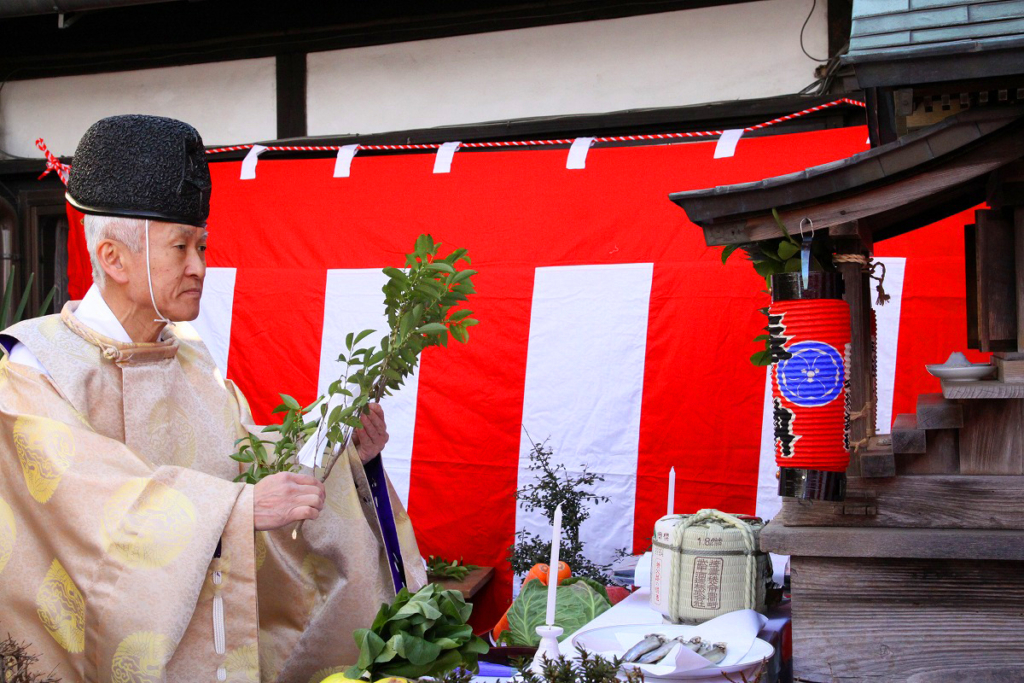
96,239,131,285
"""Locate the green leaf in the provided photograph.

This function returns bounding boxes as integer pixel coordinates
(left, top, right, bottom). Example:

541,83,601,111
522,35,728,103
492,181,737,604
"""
778,241,800,260
721,244,739,264
280,394,301,411
229,450,254,463
383,267,409,284
13,272,34,324
450,269,476,285
772,208,796,243
752,260,775,278
354,629,386,671
388,633,442,666
353,329,375,347
36,286,57,318
416,322,448,335
751,350,771,366
426,262,455,274
0,266,15,329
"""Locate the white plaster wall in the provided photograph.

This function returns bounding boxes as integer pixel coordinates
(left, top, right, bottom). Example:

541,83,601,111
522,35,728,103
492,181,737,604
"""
0,59,276,158
308,0,828,136
0,1,827,157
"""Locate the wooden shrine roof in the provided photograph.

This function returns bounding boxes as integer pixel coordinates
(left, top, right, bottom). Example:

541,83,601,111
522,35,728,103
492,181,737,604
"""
842,0,1024,87
670,105,1024,246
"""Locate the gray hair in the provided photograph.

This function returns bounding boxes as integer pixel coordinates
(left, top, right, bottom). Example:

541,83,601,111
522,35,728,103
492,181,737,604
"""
84,214,144,287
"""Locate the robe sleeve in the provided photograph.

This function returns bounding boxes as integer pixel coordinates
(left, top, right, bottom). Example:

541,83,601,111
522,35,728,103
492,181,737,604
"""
0,361,258,682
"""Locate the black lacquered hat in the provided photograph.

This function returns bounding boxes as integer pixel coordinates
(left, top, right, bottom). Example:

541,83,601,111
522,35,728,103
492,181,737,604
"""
66,114,212,228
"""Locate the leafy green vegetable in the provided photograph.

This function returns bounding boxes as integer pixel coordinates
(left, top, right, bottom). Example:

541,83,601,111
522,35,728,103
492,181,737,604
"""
426,556,480,581
502,577,611,647
347,583,489,680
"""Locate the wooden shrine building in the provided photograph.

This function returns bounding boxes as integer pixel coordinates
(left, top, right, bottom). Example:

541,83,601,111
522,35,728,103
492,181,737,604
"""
671,2,1024,680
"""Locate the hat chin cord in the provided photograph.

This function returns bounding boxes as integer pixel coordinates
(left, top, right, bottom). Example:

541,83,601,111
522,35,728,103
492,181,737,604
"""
144,220,173,327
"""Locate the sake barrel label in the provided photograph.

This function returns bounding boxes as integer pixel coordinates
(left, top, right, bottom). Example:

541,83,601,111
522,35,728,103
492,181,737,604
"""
690,557,723,610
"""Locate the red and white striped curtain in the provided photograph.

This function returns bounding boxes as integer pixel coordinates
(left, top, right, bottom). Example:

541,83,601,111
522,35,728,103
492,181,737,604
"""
66,125,984,628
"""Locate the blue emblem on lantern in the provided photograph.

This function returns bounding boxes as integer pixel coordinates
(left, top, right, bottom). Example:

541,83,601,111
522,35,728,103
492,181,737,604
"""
778,341,844,407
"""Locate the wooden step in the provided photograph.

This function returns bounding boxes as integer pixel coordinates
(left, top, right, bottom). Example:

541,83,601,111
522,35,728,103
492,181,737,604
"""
859,437,895,478
916,393,964,430
896,429,960,475
891,413,926,454
779,475,1024,530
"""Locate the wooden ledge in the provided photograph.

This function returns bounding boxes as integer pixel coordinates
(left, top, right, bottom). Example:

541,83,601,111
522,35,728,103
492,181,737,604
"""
428,566,494,599
942,379,1024,399
761,513,1024,561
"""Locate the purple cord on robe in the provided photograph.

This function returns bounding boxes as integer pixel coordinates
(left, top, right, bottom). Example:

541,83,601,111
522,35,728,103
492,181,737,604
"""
364,454,407,593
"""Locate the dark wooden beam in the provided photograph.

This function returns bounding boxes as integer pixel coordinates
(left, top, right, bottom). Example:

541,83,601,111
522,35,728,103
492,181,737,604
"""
827,0,852,60
0,0,760,81
275,52,307,140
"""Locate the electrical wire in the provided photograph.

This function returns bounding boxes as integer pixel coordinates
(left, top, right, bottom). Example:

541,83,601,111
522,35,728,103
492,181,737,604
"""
800,0,830,63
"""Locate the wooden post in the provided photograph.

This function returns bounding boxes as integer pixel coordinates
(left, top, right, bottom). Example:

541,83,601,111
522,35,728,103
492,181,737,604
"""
1016,207,1024,352
834,230,874,478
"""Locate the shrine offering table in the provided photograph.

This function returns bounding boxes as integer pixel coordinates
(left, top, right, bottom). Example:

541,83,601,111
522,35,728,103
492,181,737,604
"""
763,476,1024,682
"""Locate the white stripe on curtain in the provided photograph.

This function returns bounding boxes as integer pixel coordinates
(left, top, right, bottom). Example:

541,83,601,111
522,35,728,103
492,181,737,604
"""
319,268,420,506
515,263,654,573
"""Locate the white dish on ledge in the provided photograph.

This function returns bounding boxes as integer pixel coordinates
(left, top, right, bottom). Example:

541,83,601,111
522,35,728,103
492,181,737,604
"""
926,364,995,381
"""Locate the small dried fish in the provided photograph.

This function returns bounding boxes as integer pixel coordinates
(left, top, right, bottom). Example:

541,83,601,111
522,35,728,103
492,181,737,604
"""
636,636,685,664
622,634,665,662
697,641,728,665
680,636,703,653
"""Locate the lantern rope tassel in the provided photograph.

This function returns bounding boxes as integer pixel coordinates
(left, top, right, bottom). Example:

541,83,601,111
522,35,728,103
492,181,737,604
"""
833,253,889,306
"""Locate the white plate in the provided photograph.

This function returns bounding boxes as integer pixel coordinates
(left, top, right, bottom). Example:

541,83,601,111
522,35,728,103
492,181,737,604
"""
571,624,774,679
925,363,995,381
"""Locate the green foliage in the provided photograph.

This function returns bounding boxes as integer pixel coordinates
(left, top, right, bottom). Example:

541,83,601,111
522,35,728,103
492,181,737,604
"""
507,440,624,582
426,556,480,582
231,234,477,483
345,583,489,681
1,266,57,329
232,394,323,484
720,208,836,367
499,578,611,647
514,646,644,683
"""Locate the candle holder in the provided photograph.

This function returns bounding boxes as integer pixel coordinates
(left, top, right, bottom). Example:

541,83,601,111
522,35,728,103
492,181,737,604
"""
530,624,564,674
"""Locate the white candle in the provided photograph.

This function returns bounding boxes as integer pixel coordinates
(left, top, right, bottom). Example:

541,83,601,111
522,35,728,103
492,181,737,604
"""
545,504,563,626
667,467,676,516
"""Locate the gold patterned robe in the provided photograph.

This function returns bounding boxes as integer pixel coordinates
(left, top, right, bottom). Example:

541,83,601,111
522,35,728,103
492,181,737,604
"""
0,303,425,683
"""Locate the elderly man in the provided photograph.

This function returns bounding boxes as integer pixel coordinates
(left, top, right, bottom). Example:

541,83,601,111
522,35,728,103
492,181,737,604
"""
0,115,425,683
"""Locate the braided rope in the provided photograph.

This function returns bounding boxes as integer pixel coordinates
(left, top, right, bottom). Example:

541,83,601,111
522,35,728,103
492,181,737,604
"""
205,98,865,156
666,509,757,622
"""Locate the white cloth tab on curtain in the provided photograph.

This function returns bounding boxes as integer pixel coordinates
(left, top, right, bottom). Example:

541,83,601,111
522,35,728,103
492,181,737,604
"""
433,141,461,174
240,145,268,179
566,137,596,169
713,129,745,159
334,144,360,178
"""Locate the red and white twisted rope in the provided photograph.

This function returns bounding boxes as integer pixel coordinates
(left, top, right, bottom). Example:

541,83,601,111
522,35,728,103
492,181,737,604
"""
205,98,865,155
35,138,71,185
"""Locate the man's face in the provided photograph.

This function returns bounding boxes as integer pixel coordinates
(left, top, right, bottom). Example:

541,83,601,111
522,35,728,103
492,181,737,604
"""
124,221,208,322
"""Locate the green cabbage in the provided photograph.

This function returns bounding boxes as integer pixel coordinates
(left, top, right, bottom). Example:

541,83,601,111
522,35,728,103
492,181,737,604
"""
503,579,611,647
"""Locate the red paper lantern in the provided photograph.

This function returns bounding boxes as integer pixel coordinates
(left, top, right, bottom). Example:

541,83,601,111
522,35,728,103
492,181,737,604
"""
769,272,850,500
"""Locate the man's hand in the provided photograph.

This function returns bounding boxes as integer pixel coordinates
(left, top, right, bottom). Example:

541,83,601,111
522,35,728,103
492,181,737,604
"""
351,403,389,464
253,472,326,531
